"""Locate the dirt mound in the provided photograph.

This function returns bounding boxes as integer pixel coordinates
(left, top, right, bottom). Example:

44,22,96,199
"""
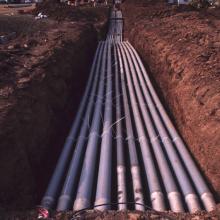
34,0,108,22
0,20,97,211
122,0,220,205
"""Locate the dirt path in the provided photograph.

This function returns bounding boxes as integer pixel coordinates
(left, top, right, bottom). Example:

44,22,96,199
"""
122,0,220,204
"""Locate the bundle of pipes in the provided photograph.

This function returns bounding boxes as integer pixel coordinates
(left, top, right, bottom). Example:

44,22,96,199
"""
115,42,216,213
107,9,123,43
39,8,216,216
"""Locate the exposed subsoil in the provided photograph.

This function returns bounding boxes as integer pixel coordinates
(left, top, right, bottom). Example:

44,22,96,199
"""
0,4,35,16
122,0,220,215
3,205,220,220
1,1,220,219
0,2,109,213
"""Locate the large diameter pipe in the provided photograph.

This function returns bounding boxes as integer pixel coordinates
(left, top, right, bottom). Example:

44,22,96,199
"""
56,42,105,211
114,45,127,210
125,42,201,213
122,42,184,212
116,44,145,211
41,42,103,210
95,43,113,210
127,42,216,212
73,42,108,211
118,43,166,212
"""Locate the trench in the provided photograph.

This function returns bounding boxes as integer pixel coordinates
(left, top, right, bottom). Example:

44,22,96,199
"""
1,2,218,216
37,5,217,218
0,17,109,211
33,28,109,209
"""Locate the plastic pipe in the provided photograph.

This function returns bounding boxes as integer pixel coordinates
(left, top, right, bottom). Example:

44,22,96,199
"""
123,42,184,212
40,42,103,210
56,42,105,211
95,42,113,211
116,43,145,211
114,44,127,210
73,42,108,211
119,43,166,212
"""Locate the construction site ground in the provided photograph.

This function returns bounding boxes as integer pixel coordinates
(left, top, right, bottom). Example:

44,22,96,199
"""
0,0,220,219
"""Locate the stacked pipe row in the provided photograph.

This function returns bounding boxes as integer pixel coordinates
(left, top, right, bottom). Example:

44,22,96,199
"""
107,9,123,43
114,41,216,213
40,8,216,213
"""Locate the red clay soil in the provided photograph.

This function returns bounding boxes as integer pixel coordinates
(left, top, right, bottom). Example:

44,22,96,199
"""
3,206,220,220
0,5,108,211
122,0,220,204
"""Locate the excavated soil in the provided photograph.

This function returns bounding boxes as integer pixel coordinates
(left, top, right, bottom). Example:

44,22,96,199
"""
33,0,109,22
3,206,220,219
1,1,220,219
0,3,108,213
122,0,220,208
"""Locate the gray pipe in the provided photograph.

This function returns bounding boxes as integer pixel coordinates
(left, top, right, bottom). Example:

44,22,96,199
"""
118,43,166,212
127,41,216,212
114,44,127,210
116,44,145,211
73,42,108,211
124,42,201,213
40,7,216,213
95,43,113,211
122,42,184,212
56,42,105,211
41,42,103,210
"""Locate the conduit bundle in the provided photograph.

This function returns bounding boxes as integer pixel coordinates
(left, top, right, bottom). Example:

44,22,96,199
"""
107,9,123,43
40,7,216,214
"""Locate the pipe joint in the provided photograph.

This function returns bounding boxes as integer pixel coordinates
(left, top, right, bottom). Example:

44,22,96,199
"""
185,193,201,213
168,191,184,213
150,191,166,212
201,192,216,212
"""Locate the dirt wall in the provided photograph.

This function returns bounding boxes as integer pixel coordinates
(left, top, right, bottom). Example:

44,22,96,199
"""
0,8,108,210
122,0,220,203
